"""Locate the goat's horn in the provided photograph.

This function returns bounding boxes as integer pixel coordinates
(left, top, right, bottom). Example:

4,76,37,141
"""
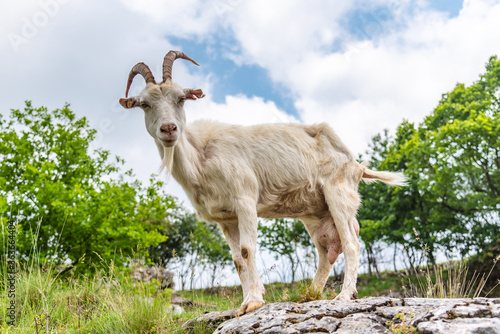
125,62,156,98
162,50,199,83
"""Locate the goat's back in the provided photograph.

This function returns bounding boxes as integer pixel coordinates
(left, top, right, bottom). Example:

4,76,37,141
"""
188,120,354,179
185,121,359,221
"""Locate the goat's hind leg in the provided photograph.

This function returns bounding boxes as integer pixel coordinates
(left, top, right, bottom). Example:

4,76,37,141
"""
302,216,339,294
323,181,361,301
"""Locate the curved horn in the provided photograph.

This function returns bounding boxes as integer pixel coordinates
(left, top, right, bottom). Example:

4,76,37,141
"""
162,50,199,83
125,62,156,97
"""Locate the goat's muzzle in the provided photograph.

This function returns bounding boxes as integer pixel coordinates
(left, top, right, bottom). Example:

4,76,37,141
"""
158,123,178,147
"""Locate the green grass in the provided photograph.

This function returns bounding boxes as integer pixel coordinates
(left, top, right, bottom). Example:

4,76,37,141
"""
357,273,403,298
0,262,181,333
1,259,498,334
2,232,498,334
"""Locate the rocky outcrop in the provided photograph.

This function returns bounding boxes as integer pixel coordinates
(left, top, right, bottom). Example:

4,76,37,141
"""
183,297,500,333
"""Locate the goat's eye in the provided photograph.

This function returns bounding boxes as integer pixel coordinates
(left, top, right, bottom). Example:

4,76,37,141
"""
140,102,150,109
178,97,186,105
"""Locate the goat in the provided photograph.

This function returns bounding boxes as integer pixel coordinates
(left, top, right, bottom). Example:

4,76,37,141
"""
119,51,407,315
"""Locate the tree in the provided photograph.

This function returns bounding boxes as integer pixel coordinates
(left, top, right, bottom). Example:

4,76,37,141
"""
148,211,198,267
259,218,313,283
416,56,500,254
0,102,174,272
150,211,232,289
359,56,500,267
359,124,431,272
392,56,499,259
190,220,232,288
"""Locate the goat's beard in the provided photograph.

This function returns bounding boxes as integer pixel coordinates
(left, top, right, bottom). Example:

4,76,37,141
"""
160,146,175,175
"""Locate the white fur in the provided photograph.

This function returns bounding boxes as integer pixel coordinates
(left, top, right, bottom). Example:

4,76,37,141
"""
122,76,407,314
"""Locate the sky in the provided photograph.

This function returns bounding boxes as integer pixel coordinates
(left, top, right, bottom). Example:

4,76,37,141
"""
1,0,500,284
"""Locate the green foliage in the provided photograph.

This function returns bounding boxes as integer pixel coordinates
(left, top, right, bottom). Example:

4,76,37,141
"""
149,212,198,266
150,212,232,289
259,219,313,282
0,102,175,272
190,219,232,287
386,312,418,334
191,221,230,265
359,56,500,265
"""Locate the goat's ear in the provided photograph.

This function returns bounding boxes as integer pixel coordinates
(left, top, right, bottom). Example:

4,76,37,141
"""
184,89,205,100
119,97,140,109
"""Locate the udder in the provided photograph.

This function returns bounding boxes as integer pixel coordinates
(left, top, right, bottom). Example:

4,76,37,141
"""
315,215,360,264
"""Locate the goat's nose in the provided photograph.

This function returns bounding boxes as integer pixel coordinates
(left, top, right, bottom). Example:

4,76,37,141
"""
160,123,177,134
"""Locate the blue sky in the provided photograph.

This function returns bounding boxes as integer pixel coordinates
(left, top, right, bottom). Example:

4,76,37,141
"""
168,1,465,120
1,0,499,284
169,35,300,117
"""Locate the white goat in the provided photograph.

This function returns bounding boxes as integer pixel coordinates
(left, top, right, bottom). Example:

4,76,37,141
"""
119,51,407,315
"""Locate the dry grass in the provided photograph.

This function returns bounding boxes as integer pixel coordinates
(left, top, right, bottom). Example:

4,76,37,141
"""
401,257,499,299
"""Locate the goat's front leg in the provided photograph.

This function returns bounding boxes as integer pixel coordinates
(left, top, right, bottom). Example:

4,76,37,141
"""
220,222,250,300
236,199,265,315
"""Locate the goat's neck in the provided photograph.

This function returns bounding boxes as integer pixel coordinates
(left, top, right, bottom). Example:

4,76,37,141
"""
170,129,202,192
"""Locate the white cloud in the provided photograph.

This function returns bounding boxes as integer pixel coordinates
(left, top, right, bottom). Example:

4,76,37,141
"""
222,0,500,155
189,94,298,125
2,0,500,208
119,0,235,37
226,0,351,73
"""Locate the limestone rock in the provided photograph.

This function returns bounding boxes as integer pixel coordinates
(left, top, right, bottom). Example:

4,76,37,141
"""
417,318,500,334
183,308,239,333
183,297,500,334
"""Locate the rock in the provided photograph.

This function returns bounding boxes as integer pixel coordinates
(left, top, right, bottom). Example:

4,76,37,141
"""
183,297,500,334
417,318,500,334
182,308,239,333
385,291,404,298
166,304,185,315
171,293,193,308
335,313,387,333
171,292,216,310
130,264,175,290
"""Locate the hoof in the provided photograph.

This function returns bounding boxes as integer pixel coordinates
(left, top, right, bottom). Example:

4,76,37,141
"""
334,289,357,301
238,301,265,315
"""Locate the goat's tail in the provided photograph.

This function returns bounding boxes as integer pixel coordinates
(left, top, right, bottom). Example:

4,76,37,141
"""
360,162,408,186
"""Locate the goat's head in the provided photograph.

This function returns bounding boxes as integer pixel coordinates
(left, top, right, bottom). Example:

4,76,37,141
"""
119,51,204,149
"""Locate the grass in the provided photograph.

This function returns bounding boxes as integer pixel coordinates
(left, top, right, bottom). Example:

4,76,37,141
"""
1,257,498,333
402,260,498,299
357,273,403,298
1,220,498,334
0,261,181,333
179,256,499,311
